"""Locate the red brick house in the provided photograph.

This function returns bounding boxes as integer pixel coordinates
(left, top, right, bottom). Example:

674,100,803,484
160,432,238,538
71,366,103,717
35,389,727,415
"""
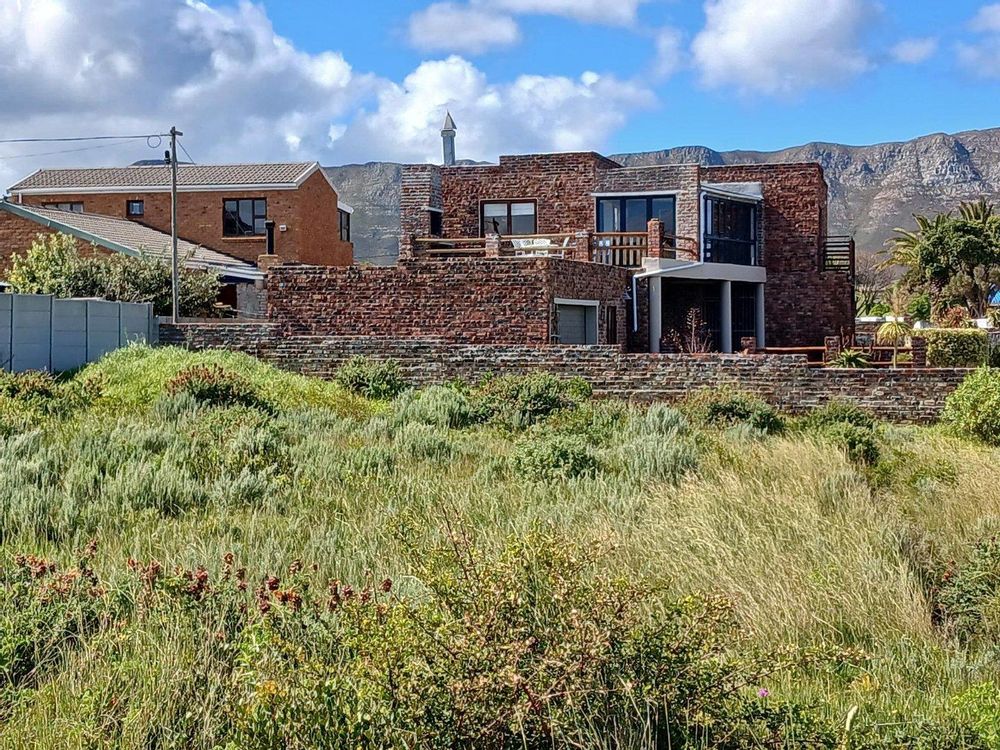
5,161,353,267
397,128,854,351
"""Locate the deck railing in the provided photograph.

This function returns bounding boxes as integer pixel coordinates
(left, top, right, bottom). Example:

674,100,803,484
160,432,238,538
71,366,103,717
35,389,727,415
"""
592,232,647,267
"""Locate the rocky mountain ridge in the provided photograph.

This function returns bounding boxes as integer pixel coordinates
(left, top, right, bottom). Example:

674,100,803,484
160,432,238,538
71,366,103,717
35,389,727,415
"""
326,127,1000,263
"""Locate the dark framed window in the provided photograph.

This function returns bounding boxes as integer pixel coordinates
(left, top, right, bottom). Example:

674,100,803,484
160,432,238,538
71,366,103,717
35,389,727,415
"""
429,210,443,237
606,306,618,345
43,202,83,213
339,209,351,242
596,195,676,238
223,198,267,237
126,200,144,217
480,200,536,236
703,196,758,265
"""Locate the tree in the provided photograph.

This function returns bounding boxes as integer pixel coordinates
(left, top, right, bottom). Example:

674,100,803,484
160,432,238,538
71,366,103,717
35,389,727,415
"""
854,252,894,315
884,200,1000,319
877,289,913,368
7,233,220,316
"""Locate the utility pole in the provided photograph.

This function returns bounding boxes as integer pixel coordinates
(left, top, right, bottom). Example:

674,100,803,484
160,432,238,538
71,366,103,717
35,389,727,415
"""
168,126,183,323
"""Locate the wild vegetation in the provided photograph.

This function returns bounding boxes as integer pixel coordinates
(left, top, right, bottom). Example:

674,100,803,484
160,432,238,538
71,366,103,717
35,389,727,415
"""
2,348,1000,747
6,232,220,316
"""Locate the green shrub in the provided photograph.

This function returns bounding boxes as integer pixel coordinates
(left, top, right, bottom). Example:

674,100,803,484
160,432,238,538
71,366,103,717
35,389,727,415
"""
472,373,592,430
819,421,882,466
334,356,406,400
393,422,457,462
943,368,1000,445
924,328,988,367
682,388,785,434
605,433,699,484
828,349,871,368
392,385,474,429
952,682,1000,748
938,535,1000,643
510,434,597,481
166,364,272,412
801,401,880,433
0,370,58,402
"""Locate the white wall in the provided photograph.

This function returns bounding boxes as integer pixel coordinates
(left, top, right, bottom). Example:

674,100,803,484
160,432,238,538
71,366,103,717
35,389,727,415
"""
0,294,155,373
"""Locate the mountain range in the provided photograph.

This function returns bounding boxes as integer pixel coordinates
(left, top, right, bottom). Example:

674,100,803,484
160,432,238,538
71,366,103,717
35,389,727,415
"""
326,127,1000,264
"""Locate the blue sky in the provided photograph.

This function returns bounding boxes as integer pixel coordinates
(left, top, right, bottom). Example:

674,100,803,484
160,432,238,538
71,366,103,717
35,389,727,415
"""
0,0,998,186
257,0,1000,154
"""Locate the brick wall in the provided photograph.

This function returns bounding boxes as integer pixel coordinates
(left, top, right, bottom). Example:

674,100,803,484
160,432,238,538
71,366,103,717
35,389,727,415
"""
266,257,632,346
158,323,969,424
15,169,352,266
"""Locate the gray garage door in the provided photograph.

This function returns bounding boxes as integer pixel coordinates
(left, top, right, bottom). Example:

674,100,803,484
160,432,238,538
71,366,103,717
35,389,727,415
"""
556,303,597,345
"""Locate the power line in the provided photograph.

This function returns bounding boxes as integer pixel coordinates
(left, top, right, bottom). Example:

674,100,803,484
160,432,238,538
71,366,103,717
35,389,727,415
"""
0,133,169,144
177,139,196,165
0,139,138,161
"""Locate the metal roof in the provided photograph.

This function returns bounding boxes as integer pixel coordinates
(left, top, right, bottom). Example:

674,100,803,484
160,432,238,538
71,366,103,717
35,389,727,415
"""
0,201,262,281
9,162,320,193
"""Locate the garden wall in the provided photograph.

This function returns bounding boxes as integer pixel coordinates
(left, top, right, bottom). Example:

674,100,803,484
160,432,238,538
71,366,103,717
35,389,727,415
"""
159,322,970,423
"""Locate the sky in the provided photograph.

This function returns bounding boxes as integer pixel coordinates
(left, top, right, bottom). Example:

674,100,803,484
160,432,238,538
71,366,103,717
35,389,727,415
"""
0,0,998,188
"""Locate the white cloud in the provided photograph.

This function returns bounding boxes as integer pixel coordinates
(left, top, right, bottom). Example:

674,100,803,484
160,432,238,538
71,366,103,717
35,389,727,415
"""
489,0,648,26
653,27,685,79
691,0,874,96
408,2,520,54
336,56,655,163
890,37,938,64
971,3,1000,32
0,0,653,189
958,4,1000,77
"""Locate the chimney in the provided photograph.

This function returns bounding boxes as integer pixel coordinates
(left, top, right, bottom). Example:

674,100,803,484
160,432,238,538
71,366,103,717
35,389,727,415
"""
441,111,457,167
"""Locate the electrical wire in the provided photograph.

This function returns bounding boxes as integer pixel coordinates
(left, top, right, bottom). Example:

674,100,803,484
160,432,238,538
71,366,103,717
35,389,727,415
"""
177,140,196,165
0,133,169,144
0,139,139,161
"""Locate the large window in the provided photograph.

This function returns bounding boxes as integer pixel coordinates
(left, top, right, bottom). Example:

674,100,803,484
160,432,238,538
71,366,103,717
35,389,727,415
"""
596,195,676,236
703,196,758,265
223,198,267,237
43,202,83,213
481,200,536,236
339,209,351,242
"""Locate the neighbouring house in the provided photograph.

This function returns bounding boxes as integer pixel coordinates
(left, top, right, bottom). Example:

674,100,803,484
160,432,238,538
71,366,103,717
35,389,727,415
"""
4,161,353,267
262,116,854,351
0,201,265,315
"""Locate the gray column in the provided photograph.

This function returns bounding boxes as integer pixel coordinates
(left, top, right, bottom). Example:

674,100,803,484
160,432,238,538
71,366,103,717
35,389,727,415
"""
755,283,766,349
720,280,733,353
649,277,662,353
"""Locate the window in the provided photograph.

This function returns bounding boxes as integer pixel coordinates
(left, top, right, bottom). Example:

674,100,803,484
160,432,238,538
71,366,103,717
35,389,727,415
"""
606,306,618,345
223,198,267,237
480,200,536,236
429,210,443,237
339,209,351,242
126,200,144,217
596,195,676,239
43,202,83,213
703,196,758,265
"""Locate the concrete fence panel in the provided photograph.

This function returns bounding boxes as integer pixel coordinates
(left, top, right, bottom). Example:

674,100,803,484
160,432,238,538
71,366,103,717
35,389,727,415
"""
0,294,155,373
0,296,11,372
11,295,52,372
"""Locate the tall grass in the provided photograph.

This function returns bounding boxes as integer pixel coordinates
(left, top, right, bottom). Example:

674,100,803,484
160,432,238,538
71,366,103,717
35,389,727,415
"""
0,349,998,746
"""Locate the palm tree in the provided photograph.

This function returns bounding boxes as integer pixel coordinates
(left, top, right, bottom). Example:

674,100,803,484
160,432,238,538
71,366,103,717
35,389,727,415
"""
877,289,913,368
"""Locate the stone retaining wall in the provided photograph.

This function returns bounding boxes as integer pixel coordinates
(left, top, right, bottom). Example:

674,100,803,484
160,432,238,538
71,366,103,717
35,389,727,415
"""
159,322,970,423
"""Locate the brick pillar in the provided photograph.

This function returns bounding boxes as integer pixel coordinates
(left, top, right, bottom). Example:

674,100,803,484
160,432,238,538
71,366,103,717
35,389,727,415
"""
256,255,283,273
741,336,757,354
399,234,416,261
573,231,592,262
824,336,842,363
646,218,664,259
911,336,927,367
485,234,501,258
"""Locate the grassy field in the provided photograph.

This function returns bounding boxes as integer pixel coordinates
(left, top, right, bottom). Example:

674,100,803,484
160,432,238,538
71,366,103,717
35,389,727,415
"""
1,345,999,748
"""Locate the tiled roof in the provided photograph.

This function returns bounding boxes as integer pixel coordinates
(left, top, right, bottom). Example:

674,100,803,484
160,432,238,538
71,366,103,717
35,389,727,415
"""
9,162,318,192
0,202,261,280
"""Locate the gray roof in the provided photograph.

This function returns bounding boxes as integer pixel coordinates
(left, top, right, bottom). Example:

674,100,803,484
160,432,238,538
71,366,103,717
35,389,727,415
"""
0,201,261,280
9,162,319,193
442,111,457,131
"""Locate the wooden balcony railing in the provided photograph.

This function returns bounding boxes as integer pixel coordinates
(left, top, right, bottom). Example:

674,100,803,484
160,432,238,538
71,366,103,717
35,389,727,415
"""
591,232,647,267
822,236,855,276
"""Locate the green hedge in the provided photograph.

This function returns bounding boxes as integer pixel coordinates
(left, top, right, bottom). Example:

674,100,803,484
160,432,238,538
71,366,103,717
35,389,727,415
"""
922,329,988,367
